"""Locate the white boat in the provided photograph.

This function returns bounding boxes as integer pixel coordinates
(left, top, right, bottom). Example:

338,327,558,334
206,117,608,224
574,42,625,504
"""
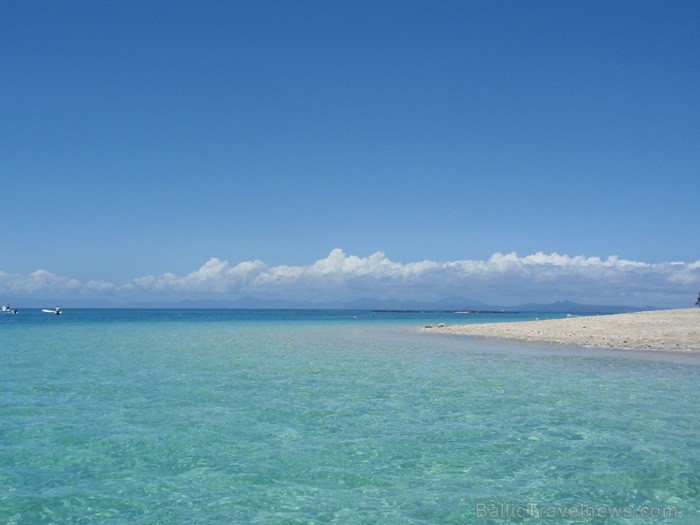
42,307,61,315
1,304,18,314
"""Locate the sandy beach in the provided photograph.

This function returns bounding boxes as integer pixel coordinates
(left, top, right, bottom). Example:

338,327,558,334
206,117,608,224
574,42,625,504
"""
421,308,700,351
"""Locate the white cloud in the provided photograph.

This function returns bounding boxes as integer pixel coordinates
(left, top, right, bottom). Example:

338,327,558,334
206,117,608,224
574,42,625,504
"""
2,250,699,306
129,249,700,306
133,258,267,293
82,280,116,293
0,269,80,295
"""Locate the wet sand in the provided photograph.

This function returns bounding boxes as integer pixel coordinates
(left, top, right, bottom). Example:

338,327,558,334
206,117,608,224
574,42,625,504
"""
421,308,700,351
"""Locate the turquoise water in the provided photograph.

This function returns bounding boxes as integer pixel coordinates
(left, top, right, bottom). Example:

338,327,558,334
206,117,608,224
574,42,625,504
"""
1,310,698,524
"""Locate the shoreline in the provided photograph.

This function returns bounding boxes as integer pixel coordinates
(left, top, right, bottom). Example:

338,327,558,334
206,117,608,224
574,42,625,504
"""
419,308,700,352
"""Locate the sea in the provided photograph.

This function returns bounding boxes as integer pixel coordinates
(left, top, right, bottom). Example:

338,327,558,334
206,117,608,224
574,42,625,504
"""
1,309,698,524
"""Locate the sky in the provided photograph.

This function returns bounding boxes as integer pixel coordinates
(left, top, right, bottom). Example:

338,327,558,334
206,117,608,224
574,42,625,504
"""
1,1,698,307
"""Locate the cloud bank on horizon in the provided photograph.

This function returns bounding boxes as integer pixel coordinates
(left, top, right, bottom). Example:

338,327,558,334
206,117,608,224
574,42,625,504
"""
2,249,699,307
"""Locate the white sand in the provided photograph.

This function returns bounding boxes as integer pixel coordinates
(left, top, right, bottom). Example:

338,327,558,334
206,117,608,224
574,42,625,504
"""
420,308,700,351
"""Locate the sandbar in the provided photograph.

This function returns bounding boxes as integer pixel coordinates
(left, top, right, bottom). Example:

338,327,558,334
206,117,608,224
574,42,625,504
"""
421,308,700,351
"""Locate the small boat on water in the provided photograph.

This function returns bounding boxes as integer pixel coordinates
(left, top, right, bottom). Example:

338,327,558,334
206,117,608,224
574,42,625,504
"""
1,304,18,314
42,307,61,315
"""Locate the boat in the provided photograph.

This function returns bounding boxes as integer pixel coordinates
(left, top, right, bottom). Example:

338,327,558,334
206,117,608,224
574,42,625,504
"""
1,304,18,314
42,307,61,315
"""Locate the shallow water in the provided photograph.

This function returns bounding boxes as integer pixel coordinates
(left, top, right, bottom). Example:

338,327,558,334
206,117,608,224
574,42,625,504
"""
1,310,698,523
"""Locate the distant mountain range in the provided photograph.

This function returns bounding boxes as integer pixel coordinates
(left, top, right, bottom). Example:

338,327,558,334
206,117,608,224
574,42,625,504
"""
507,300,658,314
119,297,658,313
4,295,661,313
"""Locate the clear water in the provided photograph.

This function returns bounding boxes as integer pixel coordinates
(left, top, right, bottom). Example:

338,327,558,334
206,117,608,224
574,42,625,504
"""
1,310,698,523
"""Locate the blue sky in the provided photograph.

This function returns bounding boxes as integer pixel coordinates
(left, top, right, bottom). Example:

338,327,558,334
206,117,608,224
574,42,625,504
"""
2,1,698,306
